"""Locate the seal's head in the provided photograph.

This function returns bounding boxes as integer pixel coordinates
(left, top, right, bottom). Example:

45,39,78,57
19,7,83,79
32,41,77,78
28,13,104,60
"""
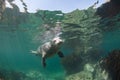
51,37,64,46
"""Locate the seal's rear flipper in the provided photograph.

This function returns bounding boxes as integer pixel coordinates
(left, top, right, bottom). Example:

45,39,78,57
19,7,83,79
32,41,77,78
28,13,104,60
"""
42,57,46,68
57,51,64,58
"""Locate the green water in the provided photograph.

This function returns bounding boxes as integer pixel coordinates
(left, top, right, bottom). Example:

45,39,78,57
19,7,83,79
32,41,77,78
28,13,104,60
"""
0,4,120,80
101,30,120,55
0,30,65,79
0,26,120,80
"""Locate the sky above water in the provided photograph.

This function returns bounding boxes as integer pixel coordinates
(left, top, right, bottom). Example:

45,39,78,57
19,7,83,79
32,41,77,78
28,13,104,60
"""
6,0,106,13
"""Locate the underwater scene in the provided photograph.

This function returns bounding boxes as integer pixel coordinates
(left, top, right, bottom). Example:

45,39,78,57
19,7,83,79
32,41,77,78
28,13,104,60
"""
0,0,120,80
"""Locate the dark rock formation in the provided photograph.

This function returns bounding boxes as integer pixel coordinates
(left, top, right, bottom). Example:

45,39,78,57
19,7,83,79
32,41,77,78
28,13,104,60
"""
61,53,84,75
61,49,101,75
101,50,120,80
96,0,120,18
0,69,27,80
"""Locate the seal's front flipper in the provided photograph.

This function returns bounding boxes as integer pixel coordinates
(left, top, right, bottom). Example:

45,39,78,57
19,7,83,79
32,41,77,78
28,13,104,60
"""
31,50,38,56
57,51,64,58
42,57,46,68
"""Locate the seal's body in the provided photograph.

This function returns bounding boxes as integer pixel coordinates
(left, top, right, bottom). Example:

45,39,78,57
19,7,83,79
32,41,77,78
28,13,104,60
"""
31,37,64,67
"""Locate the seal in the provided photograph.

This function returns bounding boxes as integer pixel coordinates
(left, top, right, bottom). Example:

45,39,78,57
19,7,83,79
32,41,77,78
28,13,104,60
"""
31,37,64,67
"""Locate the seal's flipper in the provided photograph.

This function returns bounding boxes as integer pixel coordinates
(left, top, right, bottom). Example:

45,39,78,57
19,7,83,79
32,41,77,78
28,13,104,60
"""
57,51,64,58
31,50,38,56
42,57,46,68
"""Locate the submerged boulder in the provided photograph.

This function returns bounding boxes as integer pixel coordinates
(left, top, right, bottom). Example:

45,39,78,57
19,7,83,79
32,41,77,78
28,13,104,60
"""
61,53,84,75
65,71,93,80
100,50,120,80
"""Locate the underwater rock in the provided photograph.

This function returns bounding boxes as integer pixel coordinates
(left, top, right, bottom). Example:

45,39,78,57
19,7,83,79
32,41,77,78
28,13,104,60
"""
84,63,94,73
25,70,60,80
83,63,110,80
100,50,120,80
65,71,93,80
0,69,27,80
65,62,112,80
0,69,6,80
93,62,111,80
93,69,110,80
25,71,45,80
96,0,120,18
61,49,102,75
61,53,84,75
